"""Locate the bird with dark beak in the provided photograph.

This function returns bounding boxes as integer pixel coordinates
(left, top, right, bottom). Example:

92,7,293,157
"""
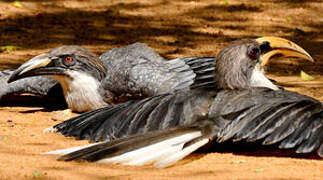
43,37,322,167
6,43,215,112
7,46,108,112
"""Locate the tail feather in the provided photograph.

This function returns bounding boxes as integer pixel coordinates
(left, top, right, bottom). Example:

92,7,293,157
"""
49,127,208,167
154,137,209,168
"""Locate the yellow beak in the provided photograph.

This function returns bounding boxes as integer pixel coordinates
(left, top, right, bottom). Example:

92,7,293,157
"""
256,36,314,67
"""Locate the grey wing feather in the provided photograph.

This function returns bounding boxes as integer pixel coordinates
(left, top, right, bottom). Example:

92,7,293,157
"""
0,69,66,107
212,89,323,156
99,43,216,97
53,89,215,142
54,88,323,158
181,57,216,89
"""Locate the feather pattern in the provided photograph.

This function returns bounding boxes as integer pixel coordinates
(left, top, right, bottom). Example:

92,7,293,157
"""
100,43,216,98
47,88,323,167
47,127,208,168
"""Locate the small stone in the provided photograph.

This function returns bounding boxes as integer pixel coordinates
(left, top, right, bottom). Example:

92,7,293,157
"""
51,109,72,122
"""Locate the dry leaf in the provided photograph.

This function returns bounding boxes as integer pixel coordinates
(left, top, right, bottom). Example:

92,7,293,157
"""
0,46,21,51
300,71,314,81
12,1,23,8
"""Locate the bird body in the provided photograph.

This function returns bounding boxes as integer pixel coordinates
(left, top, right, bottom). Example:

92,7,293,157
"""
47,88,323,167
44,37,322,167
5,43,215,111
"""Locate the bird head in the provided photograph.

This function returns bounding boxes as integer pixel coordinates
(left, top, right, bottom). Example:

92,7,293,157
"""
7,46,108,112
215,36,314,90
8,45,107,84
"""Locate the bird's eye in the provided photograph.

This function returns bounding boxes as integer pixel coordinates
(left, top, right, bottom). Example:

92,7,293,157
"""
247,46,260,60
65,56,73,64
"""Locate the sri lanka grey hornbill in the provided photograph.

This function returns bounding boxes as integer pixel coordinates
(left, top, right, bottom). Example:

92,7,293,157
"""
3,37,311,112
3,43,215,112
44,37,322,167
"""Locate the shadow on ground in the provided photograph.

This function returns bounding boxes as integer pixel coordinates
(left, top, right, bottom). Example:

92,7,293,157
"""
1,1,322,63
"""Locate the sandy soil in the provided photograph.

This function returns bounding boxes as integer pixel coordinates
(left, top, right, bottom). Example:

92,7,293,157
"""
0,0,322,179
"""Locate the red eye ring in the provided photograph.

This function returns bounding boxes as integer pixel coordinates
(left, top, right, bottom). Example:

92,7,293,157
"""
65,56,73,63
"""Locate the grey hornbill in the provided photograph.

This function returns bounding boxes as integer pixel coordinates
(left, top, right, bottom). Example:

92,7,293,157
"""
3,37,311,111
4,43,215,112
43,37,322,167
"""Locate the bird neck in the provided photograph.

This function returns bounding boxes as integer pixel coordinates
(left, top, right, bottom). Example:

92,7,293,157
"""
50,71,108,112
215,56,279,90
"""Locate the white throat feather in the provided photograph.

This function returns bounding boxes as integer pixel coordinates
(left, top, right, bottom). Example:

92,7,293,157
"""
250,65,279,90
50,70,107,112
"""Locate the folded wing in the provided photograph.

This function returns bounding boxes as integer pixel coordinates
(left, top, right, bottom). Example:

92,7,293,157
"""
100,43,216,98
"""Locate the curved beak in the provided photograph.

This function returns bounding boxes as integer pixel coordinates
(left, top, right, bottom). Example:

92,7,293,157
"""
256,36,314,67
8,53,62,83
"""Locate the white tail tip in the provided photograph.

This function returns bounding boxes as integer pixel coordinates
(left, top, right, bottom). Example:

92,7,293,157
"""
43,126,57,134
